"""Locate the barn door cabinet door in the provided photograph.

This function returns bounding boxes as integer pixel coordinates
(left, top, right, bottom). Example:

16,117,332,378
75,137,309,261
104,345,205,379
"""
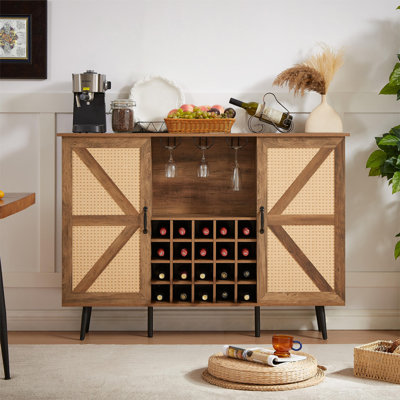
62,138,152,306
256,137,345,306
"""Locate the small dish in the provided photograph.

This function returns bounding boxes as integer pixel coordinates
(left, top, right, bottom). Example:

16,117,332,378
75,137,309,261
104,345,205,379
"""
130,76,185,132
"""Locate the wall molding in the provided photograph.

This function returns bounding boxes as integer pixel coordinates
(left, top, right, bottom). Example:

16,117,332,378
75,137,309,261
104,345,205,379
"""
7,308,400,331
0,92,399,114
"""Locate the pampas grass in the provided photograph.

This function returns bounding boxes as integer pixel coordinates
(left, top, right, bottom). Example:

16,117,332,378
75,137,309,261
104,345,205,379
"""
274,65,326,96
273,44,344,96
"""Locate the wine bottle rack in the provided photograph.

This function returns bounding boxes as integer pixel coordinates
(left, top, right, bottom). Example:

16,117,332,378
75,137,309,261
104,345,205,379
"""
151,218,257,305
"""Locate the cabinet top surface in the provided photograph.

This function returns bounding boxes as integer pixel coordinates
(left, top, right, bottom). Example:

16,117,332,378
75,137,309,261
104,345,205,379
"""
58,132,349,138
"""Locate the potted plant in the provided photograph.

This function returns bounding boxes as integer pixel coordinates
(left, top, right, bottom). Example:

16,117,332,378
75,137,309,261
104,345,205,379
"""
366,6,400,259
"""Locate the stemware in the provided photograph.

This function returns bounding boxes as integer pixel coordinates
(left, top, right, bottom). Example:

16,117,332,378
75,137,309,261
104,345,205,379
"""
232,147,240,191
164,138,179,178
195,138,213,179
227,138,247,191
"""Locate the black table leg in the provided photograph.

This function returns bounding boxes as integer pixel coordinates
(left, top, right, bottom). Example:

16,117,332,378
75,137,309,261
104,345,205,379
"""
80,307,91,341
0,259,10,379
148,307,153,338
315,306,322,332
254,306,260,337
315,306,327,340
85,307,92,333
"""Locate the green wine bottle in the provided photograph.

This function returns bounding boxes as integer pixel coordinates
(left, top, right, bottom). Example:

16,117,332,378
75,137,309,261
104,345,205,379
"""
229,98,292,130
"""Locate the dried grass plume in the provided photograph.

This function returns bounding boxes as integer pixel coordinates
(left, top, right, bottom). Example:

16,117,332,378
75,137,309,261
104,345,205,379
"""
273,44,344,96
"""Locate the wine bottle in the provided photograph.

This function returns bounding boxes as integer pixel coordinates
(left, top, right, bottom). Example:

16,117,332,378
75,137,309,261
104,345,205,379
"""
219,227,228,236
159,227,168,236
202,227,210,236
199,248,207,257
242,293,251,301
241,248,249,257
242,227,250,236
180,248,188,258
157,248,165,257
242,270,251,279
229,98,293,130
220,248,228,257
220,291,229,300
180,270,188,280
158,272,166,280
156,294,164,301
220,271,228,280
199,272,206,280
179,292,189,301
200,293,209,301
178,227,186,236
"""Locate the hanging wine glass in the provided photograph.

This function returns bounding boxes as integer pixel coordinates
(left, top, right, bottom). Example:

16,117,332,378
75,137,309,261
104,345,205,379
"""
227,137,248,191
232,147,240,191
164,138,179,178
195,138,213,179
198,148,209,178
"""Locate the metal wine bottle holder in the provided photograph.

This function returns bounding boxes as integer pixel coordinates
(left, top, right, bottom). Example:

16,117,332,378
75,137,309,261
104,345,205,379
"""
248,92,294,133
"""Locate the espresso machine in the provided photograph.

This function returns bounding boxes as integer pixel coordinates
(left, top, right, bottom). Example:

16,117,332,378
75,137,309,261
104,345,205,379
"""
72,70,111,133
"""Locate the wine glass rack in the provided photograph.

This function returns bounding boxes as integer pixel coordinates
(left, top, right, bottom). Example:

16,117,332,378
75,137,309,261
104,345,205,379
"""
151,217,257,305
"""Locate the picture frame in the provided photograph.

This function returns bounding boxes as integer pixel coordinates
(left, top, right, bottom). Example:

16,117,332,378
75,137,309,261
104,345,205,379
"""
0,0,47,79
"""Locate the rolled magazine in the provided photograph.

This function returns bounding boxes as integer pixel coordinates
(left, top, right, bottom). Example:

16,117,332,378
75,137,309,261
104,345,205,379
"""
223,345,306,367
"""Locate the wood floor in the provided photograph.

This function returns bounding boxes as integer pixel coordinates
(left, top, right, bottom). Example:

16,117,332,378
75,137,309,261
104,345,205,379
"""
8,330,400,345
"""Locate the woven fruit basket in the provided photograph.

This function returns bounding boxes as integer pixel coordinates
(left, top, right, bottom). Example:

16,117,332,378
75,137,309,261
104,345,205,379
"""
354,341,400,384
164,118,235,133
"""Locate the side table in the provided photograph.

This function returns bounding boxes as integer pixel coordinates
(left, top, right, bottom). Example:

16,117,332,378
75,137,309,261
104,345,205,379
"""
0,193,35,379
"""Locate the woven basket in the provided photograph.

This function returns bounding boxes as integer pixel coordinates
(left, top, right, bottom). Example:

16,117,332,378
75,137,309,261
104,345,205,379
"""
354,341,400,384
164,118,235,133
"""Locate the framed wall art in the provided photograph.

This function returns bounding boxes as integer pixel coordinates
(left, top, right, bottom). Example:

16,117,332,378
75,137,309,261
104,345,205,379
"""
0,0,47,79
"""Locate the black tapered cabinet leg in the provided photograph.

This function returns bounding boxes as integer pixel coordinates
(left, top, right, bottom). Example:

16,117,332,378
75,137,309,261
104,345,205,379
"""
254,306,260,337
80,307,91,341
85,307,92,333
0,259,10,379
315,306,327,340
148,307,153,338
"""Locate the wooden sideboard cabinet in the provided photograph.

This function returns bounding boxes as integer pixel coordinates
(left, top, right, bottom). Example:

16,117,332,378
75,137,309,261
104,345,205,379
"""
59,133,347,339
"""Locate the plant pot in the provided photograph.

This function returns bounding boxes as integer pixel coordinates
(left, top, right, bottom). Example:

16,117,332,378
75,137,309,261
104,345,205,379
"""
305,95,343,133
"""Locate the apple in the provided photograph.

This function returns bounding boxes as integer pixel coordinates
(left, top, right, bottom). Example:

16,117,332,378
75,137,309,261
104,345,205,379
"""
180,104,194,112
199,105,210,112
212,105,224,114
168,109,178,117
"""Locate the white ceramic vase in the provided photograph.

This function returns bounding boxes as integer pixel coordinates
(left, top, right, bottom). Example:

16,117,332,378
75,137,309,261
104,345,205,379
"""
305,94,343,133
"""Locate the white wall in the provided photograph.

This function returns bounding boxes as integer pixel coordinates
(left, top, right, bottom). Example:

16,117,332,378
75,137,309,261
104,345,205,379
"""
0,0,399,331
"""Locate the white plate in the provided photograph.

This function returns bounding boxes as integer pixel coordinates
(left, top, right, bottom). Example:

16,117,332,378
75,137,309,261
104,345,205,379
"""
130,76,185,132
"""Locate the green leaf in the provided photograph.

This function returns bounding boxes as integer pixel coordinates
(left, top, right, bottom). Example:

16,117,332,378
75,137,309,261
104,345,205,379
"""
369,167,381,176
366,150,387,168
397,89,400,100
392,171,400,193
398,54,400,61
397,5,400,9
396,232,400,237
389,125,400,138
396,155,400,168
395,241,400,259
379,82,400,95
389,63,400,85
378,135,400,146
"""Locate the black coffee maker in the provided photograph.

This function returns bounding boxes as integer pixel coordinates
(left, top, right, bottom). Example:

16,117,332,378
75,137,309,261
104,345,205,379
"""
72,70,111,133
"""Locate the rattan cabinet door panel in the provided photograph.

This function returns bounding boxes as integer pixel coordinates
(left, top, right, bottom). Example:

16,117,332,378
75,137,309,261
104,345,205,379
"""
257,137,345,306
62,138,152,306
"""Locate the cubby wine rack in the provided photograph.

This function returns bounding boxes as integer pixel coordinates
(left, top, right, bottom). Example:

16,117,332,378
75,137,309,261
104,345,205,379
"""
151,218,257,305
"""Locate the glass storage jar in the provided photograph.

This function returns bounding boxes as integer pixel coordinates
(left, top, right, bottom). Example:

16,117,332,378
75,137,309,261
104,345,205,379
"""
111,99,135,132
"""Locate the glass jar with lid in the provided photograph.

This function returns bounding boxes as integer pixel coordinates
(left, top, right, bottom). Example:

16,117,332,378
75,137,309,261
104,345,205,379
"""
111,99,136,132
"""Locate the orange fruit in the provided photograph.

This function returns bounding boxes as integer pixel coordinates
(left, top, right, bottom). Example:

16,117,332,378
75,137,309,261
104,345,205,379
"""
0,190,4,198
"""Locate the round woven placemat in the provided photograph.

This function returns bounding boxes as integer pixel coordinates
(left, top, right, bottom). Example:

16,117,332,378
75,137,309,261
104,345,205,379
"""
207,352,318,385
202,367,325,392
